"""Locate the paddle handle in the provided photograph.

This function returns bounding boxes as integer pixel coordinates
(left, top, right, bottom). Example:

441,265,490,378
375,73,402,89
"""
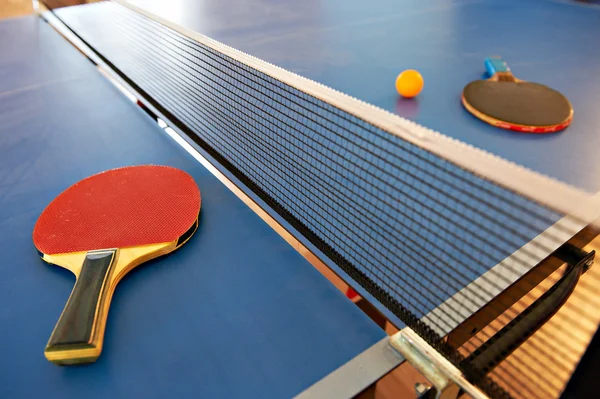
484,57,510,75
484,57,517,83
45,249,117,365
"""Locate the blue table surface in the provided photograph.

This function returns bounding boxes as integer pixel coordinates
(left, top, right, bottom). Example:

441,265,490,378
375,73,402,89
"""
0,16,388,398
126,0,600,193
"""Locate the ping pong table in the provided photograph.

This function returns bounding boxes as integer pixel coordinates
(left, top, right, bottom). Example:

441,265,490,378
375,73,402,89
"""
2,0,600,398
0,15,401,399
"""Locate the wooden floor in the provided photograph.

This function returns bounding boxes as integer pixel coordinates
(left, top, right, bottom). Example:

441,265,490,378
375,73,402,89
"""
2,2,598,398
0,0,33,18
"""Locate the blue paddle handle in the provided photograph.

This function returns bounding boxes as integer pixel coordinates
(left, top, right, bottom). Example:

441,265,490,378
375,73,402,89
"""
484,57,510,77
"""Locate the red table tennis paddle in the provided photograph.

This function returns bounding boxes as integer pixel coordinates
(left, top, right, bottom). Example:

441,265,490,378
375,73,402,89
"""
33,165,201,365
462,57,573,133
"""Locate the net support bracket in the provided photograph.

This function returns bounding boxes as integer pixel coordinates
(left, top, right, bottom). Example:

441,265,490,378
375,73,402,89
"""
389,328,488,399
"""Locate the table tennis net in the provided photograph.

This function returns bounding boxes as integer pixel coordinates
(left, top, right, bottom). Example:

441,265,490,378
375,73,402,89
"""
47,2,598,398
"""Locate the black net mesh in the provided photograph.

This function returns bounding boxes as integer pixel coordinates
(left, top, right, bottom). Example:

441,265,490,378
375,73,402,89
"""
49,2,597,398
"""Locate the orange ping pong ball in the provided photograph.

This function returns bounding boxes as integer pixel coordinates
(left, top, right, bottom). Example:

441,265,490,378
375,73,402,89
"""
395,69,424,98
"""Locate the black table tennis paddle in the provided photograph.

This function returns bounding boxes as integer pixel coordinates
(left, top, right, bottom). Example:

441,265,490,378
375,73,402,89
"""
462,57,573,133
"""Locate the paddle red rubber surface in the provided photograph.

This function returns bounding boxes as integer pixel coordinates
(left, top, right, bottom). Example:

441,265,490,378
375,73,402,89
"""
33,165,201,255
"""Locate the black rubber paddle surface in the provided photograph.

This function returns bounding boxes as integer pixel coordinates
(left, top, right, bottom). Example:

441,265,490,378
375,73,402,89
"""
463,81,572,127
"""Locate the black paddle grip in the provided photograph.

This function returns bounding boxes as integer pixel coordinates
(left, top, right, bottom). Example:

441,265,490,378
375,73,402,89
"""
46,249,116,351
